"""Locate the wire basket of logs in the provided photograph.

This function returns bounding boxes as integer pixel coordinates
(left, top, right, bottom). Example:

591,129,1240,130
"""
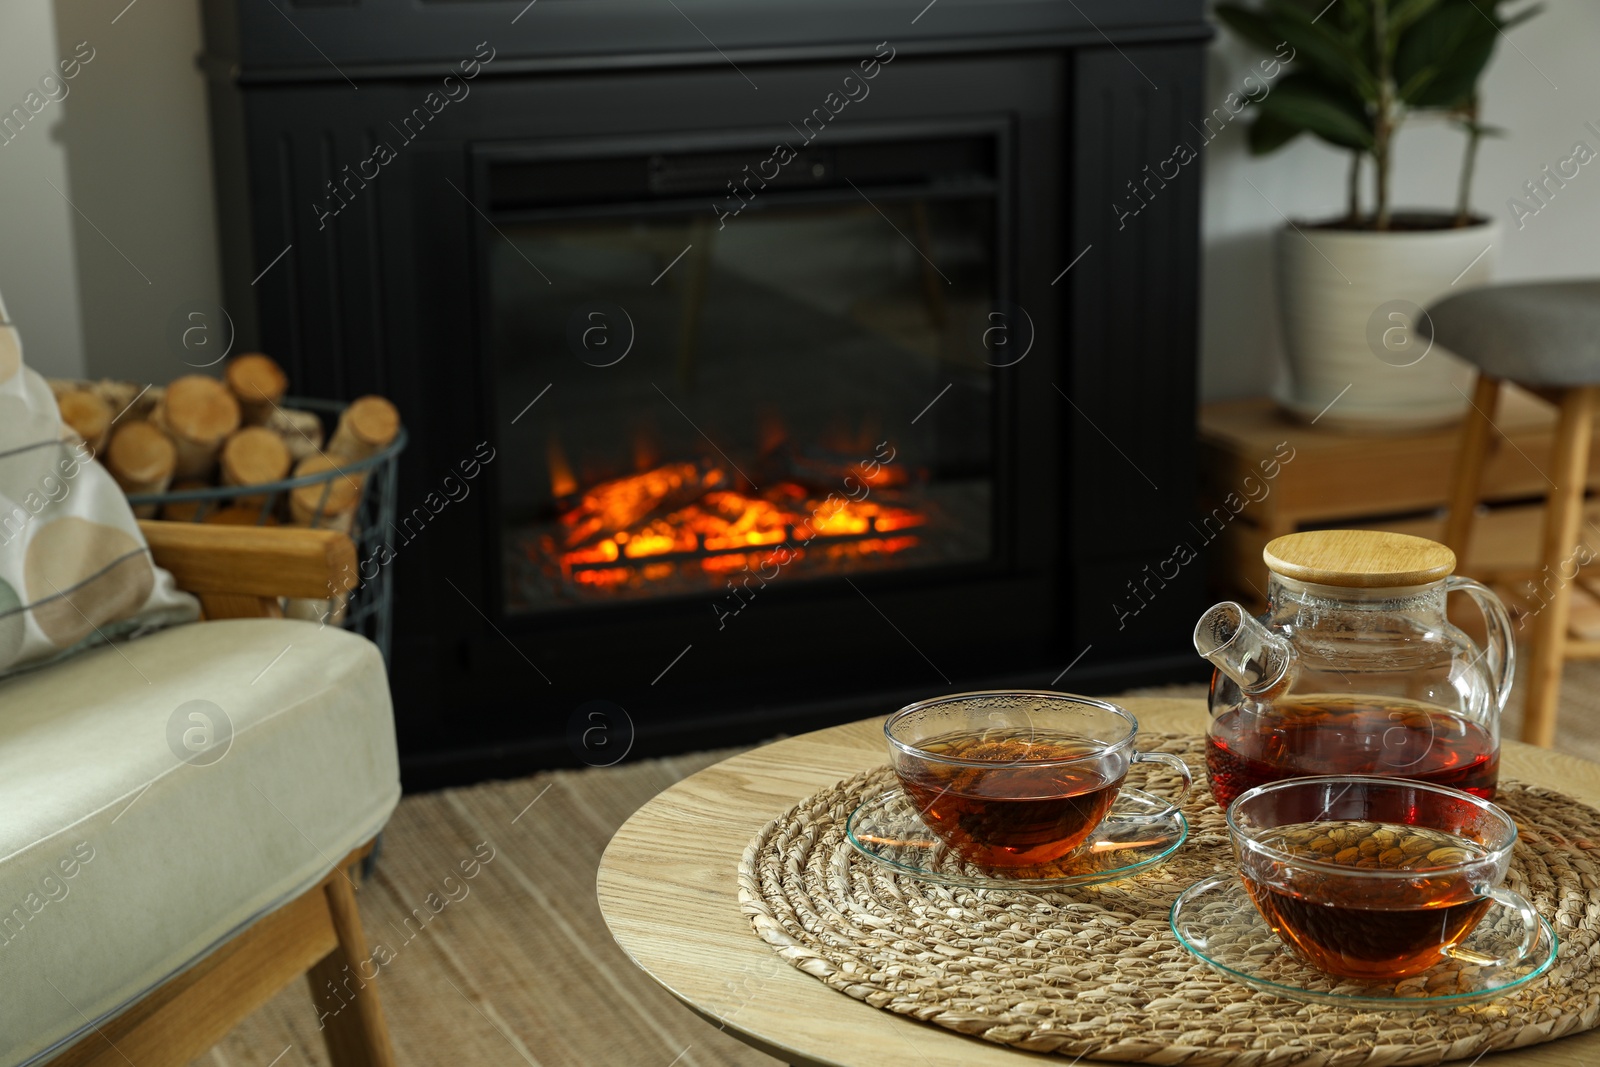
50,355,407,662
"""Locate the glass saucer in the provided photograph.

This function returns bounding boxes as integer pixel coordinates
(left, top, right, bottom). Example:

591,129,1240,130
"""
1170,873,1558,1009
844,786,1187,889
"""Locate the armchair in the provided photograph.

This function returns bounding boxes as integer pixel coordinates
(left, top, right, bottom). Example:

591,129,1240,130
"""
6,522,399,1066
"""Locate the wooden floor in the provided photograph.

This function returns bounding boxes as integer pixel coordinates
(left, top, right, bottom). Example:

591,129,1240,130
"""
190,662,1600,1067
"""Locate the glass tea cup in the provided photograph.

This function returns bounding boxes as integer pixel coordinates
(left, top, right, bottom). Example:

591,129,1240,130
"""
1227,775,1541,980
884,691,1192,868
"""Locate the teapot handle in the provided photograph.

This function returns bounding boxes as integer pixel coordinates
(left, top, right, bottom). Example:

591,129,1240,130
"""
1445,575,1516,713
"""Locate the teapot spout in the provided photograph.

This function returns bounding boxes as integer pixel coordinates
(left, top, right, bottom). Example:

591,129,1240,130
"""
1194,602,1296,696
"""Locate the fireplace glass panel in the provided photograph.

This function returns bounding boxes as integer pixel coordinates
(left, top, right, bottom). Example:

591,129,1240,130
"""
491,183,999,613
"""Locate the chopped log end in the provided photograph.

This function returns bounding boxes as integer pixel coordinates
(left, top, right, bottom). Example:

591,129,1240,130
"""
107,422,176,488
162,375,242,444
57,389,113,450
328,395,400,462
222,426,292,487
226,352,288,405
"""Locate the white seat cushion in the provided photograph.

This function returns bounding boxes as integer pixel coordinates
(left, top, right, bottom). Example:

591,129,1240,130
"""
0,618,400,1066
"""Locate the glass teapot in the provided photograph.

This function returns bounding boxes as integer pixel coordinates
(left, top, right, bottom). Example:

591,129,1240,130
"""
1193,530,1514,808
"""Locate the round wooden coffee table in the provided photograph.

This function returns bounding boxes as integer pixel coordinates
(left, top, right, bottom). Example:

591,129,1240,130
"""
596,698,1600,1066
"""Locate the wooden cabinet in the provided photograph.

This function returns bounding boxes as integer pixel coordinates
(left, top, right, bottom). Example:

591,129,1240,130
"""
1198,390,1600,613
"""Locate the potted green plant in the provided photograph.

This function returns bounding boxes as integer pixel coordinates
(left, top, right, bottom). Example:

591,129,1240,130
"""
1217,0,1541,428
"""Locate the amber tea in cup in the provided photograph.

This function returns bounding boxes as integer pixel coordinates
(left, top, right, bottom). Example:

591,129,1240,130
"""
1228,775,1539,981
885,692,1191,869
896,734,1126,864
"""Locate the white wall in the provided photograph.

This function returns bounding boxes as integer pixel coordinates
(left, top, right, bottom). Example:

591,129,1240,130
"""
1201,2,1600,400
52,0,221,385
0,0,219,385
0,0,87,378
0,2,1590,394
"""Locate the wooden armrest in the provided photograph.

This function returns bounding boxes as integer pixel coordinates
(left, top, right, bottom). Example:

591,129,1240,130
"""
139,520,356,600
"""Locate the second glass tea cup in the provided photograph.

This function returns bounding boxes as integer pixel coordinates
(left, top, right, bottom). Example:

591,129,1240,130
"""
1227,774,1541,980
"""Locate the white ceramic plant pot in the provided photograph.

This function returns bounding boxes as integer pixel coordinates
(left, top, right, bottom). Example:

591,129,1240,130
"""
1276,218,1498,431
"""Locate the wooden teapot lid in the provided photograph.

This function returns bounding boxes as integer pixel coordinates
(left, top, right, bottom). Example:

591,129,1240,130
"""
1263,530,1456,587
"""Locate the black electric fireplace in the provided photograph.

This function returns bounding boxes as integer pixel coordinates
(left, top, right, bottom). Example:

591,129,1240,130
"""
491,128,1005,613
200,0,1211,788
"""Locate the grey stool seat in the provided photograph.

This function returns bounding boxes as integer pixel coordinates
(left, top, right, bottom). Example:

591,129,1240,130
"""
1427,280,1600,386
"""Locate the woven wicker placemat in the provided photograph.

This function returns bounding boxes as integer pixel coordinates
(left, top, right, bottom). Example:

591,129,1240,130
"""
737,733,1600,1065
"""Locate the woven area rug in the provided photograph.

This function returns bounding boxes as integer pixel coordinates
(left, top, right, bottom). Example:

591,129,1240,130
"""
189,746,779,1067
740,733,1600,1066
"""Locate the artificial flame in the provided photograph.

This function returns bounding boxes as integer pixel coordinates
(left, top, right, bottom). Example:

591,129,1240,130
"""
531,451,924,591
547,433,578,499
631,425,660,473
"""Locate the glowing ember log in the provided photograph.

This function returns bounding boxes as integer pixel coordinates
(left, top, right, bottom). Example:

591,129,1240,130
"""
558,462,725,548
531,457,926,589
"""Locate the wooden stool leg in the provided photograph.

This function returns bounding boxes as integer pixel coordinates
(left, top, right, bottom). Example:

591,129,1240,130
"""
1442,373,1501,564
306,873,398,1067
1523,385,1600,747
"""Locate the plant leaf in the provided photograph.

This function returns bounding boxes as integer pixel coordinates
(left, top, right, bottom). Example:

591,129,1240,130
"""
1257,73,1375,149
1500,3,1544,33
1267,0,1380,101
1390,0,1446,45
1247,110,1306,154
1399,15,1500,106
1215,4,1284,54
1395,1,1496,107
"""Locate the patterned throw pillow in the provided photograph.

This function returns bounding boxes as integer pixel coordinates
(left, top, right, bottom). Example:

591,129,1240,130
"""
0,292,198,677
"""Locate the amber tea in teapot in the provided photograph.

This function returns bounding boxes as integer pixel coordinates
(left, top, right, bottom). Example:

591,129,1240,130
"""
1206,695,1499,808
1195,531,1513,808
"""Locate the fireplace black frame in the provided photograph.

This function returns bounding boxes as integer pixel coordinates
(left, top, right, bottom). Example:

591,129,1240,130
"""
200,1,1213,789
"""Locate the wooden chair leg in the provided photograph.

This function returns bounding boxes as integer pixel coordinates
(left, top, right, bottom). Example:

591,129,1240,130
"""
306,872,398,1067
1523,385,1600,747
1442,372,1502,564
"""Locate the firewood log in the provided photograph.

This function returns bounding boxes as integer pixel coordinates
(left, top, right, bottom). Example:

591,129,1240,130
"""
327,395,399,462
45,378,164,423
261,406,324,464
559,462,709,548
204,505,279,526
220,426,292,509
93,380,162,423
289,453,364,533
160,480,210,522
225,353,288,425
106,422,176,518
56,390,112,454
149,375,240,480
